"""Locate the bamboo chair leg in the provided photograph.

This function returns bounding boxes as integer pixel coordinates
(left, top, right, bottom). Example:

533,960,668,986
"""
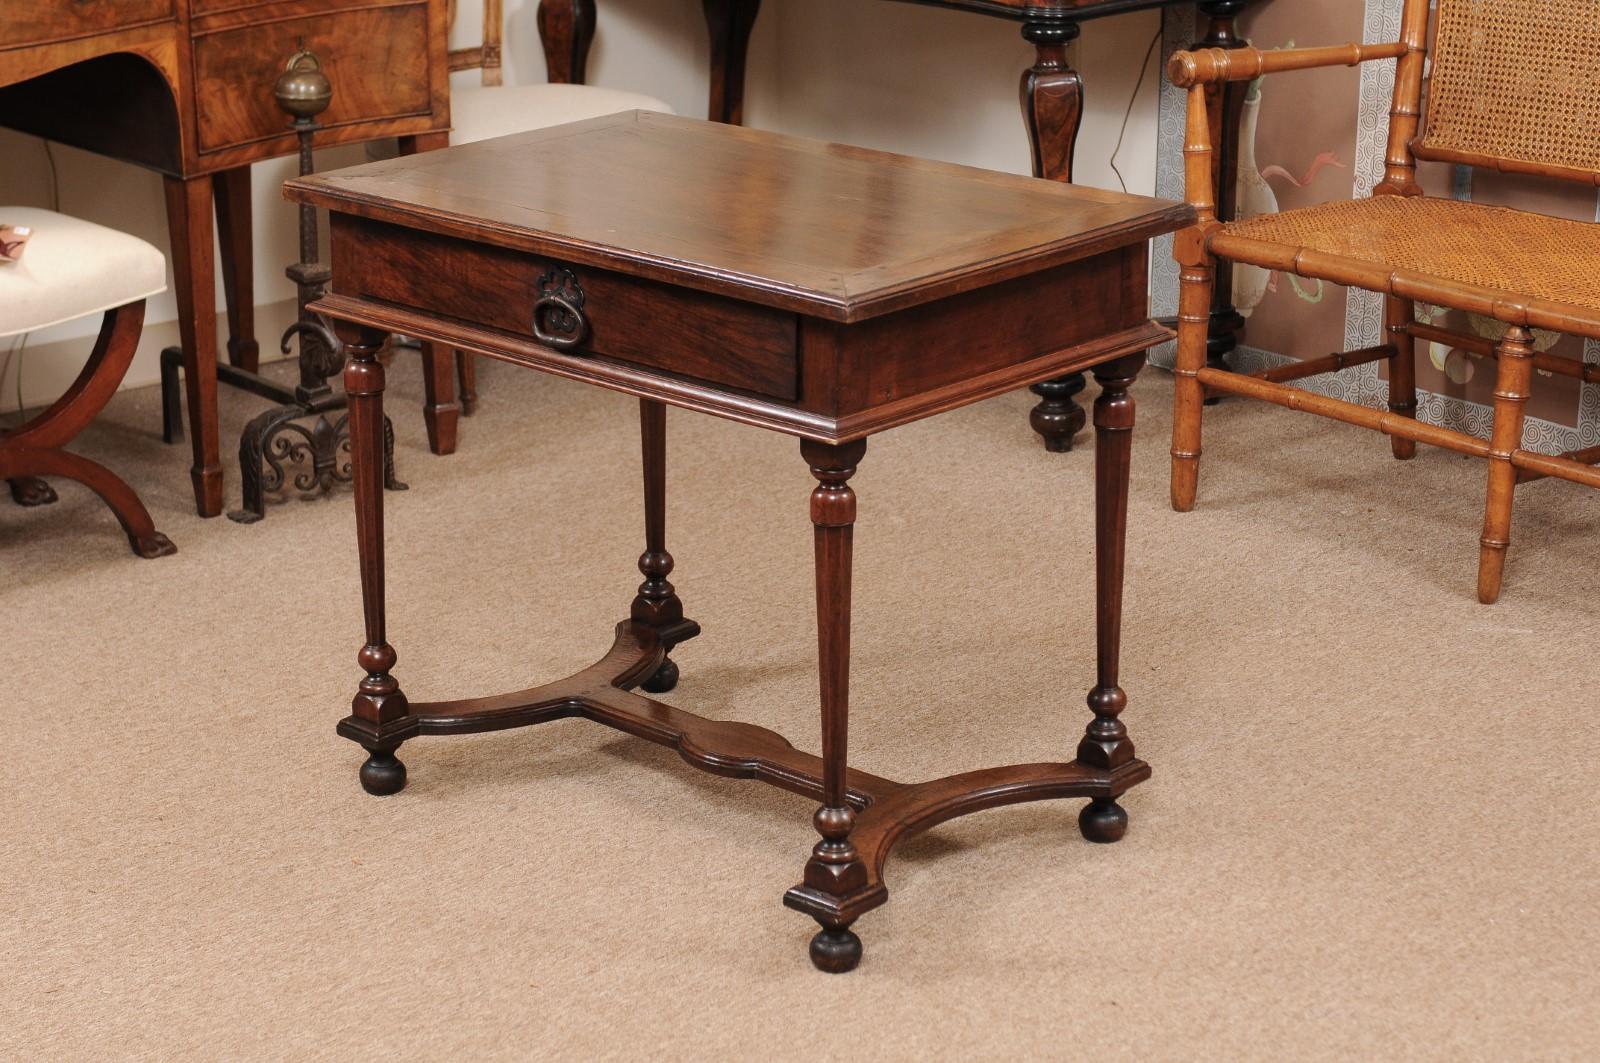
1170,261,1215,512
1477,326,1534,605
1386,295,1418,460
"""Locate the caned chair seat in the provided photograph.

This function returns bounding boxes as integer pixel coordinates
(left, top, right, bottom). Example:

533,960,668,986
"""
1212,196,1600,337
450,84,673,147
0,207,166,338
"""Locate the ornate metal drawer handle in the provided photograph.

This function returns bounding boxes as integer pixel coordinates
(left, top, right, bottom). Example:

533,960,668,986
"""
532,267,589,351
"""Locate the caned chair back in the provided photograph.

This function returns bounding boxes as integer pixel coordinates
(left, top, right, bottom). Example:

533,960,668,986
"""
447,0,504,87
1406,0,1600,182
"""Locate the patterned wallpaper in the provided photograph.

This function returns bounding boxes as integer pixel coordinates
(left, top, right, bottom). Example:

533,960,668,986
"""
1150,0,1600,457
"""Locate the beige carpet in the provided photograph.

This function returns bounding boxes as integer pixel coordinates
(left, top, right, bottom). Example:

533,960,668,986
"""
4,355,1597,1062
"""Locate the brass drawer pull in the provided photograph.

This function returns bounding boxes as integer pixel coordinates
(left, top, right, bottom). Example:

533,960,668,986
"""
532,267,589,351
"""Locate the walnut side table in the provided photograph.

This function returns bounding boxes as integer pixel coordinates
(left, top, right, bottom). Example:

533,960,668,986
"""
287,112,1192,972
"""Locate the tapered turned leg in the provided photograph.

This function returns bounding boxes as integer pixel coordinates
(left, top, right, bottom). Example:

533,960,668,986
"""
1171,260,1216,511
634,399,686,693
1020,18,1090,453
1386,296,1418,460
796,438,869,973
1478,326,1534,605
1077,355,1143,842
163,174,224,517
341,325,411,793
703,0,761,124
212,166,259,373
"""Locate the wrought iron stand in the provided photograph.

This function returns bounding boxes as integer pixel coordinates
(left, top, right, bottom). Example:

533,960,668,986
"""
159,46,404,523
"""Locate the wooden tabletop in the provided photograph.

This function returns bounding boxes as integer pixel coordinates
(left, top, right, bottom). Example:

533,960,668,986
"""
287,111,1190,323
888,0,1206,20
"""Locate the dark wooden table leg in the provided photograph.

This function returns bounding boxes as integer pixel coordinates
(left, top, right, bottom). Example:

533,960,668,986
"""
633,399,686,692
340,324,412,795
796,437,870,973
1076,353,1144,841
398,131,463,454
1021,18,1090,453
703,0,761,124
1196,0,1248,386
538,0,597,84
212,166,259,373
163,174,225,517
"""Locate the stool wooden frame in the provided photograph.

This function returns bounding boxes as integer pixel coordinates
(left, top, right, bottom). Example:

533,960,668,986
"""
1167,0,1600,603
1,301,175,558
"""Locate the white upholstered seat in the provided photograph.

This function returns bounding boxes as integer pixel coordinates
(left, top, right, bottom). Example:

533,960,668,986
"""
449,83,673,147
0,207,166,339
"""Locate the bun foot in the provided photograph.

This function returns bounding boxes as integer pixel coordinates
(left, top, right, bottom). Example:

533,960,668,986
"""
131,532,178,559
8,477,57,507
1079,797,1128,843
809,926,862,973
359,748,407,796
641,656,679,694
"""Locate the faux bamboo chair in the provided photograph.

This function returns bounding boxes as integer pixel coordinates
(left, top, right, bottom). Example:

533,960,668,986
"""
1,208,175,558
427,0,672,436
1168,0,1600,603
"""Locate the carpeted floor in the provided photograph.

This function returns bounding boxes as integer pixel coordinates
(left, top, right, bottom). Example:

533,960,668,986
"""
3,355,1597,1061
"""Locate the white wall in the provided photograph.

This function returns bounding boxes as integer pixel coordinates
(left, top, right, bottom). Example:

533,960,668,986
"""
0,0,1162,414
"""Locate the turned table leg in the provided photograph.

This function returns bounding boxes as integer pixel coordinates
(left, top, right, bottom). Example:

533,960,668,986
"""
341,325,412,795
1021,19,1090,453
703,0,762,124
1076,353,1144,841
797,438,870,973
398,131,464,455
634,399,687,692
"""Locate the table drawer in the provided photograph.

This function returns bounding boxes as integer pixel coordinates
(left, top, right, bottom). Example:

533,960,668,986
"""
333,219,800,401
191,3,434,154
2,0,174,48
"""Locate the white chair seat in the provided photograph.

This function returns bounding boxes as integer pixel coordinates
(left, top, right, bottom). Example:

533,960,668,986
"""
0,207,166,339
450,83,673,147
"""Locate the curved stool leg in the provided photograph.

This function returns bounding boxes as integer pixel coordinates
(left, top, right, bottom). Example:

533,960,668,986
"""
0,445,175,558
6,304,144,451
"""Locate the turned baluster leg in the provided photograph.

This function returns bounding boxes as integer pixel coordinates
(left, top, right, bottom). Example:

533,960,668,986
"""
537,0,596,84
1078,354,1144,842
1386,296,1418,460
703,0,762,124
634,399,687,693
1196,1,1249,382
1020,18,1090,453
1478,326,1533,605
342,325,411,794
798,438,869,973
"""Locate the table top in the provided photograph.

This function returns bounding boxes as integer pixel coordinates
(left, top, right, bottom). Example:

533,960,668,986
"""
286,111,1189,323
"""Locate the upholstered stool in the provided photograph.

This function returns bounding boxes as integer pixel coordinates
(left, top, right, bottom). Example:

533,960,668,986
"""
0,207,175,558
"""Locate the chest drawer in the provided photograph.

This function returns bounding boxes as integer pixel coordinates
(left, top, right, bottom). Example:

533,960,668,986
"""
2,0,174,48
191,3,434,154
332,218,800,401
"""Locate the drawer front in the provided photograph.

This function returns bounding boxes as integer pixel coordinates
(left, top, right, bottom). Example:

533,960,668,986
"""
3,0,174,48
333,220,800,401
191,4,433,154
